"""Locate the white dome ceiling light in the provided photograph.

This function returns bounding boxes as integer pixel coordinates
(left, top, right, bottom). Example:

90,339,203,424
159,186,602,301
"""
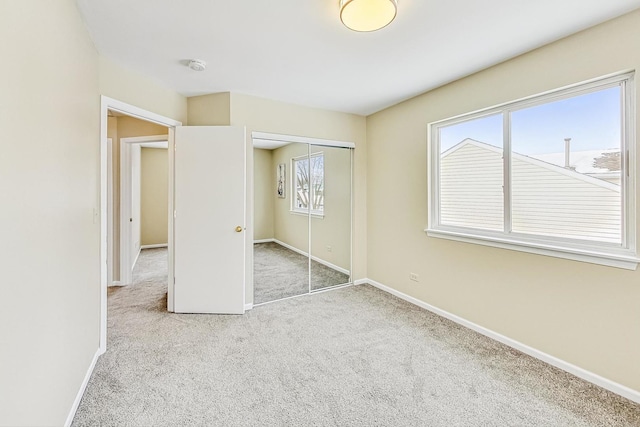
188,59,207,71
339,0,398,32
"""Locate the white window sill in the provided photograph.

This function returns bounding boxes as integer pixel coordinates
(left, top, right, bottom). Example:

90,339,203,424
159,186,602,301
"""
290,210,324,219
425,228,639,270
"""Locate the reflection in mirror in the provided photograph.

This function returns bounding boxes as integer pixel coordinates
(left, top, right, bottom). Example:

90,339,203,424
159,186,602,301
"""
310,145,352,291
253,142,310,304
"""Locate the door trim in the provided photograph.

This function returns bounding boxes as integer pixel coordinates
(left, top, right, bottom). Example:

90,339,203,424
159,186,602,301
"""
252,131,355,149
100,96,182,354
105,138,113,288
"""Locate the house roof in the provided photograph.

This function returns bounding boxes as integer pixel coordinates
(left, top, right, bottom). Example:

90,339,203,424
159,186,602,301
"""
442,138,620,192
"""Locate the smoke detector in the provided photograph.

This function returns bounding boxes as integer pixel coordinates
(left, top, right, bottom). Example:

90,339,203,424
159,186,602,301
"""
188,59,207,72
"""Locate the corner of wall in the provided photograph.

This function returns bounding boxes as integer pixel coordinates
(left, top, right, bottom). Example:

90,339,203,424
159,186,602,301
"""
99,56,188,123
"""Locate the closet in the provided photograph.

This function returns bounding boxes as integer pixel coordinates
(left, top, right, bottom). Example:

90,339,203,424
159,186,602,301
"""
252,134,353,305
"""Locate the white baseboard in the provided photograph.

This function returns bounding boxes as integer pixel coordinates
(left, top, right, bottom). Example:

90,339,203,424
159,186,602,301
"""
353,278,368,285
65,349,100,427
141,243,168,249
362,278,640,404
273,239,350,275
110,281,123,287
254,239,275,244
244,303,253,311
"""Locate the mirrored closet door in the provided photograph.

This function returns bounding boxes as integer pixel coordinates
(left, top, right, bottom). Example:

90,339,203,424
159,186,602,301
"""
309,144,352,292
252,134,353,305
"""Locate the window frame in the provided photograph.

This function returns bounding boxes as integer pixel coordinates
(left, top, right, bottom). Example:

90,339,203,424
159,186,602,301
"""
427,71,638,270
291,151,325,217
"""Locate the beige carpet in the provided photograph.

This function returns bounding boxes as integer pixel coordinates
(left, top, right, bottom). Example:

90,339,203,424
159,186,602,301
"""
72,248,640,426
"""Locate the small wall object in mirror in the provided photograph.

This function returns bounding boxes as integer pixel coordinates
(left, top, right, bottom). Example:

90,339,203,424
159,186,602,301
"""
277,163,286,198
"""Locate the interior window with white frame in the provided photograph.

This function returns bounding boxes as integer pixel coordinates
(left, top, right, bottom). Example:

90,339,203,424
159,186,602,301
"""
292,152,324,215
427,72,637,269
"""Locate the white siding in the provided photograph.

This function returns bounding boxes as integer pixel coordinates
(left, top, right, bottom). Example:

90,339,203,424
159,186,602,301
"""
440,142,621,243
511,157,621,243
441,144,503,230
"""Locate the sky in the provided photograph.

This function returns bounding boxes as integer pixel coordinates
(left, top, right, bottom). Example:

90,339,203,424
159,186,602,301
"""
440,86,621,155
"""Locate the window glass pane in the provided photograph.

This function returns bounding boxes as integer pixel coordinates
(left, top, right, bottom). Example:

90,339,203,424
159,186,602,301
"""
294,157,309,211
511,87,622,243
294,154,324,214
310,154,324,213
439,114,504,231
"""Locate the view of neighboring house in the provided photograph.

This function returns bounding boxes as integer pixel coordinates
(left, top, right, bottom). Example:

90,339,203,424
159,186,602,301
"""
440,139,621,243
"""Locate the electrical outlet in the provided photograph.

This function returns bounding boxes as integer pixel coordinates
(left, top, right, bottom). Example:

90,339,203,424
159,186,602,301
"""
326,245,332,252
409,273,419,282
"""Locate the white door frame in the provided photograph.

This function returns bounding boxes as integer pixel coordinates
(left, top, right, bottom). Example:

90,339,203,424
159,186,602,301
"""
106,138,114,287
120,135,168,286
100,96,181,354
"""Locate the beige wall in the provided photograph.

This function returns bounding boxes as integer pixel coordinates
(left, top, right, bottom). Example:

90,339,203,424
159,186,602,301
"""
141,148,169,246
0,1,100,425
100,57,188,124
188,93,231,126
271,143,310,252
366,10,640,392
253,148,275,240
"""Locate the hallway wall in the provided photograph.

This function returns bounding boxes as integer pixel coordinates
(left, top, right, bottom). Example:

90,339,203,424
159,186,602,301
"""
141,147,169,246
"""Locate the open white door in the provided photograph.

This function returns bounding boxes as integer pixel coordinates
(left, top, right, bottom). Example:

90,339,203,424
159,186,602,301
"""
174,126,246,314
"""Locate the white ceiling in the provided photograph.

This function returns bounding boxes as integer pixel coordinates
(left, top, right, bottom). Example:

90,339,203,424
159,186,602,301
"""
77,0,640,116
253,139,292,151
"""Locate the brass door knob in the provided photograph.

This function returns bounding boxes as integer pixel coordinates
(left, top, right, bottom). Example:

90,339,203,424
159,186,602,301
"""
235,226,243,232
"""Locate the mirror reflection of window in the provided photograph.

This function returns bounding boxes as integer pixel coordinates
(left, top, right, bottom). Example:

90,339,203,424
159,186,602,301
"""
293,152,324,215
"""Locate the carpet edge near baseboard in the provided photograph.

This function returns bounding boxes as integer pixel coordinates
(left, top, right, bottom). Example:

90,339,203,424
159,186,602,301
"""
360,277,640,405
65,348,101,427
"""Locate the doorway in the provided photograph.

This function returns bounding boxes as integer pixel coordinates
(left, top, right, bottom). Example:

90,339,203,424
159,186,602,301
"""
100,97,249,353
100,97,181,353
119,134,170,286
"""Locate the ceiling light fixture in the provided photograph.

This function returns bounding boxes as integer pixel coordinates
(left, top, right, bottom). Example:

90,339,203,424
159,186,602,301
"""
188,59,207,71
339,0,397,32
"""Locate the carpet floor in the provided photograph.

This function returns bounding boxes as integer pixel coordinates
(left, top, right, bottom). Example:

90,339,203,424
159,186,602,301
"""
254,242,350,304
72,248,640,426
